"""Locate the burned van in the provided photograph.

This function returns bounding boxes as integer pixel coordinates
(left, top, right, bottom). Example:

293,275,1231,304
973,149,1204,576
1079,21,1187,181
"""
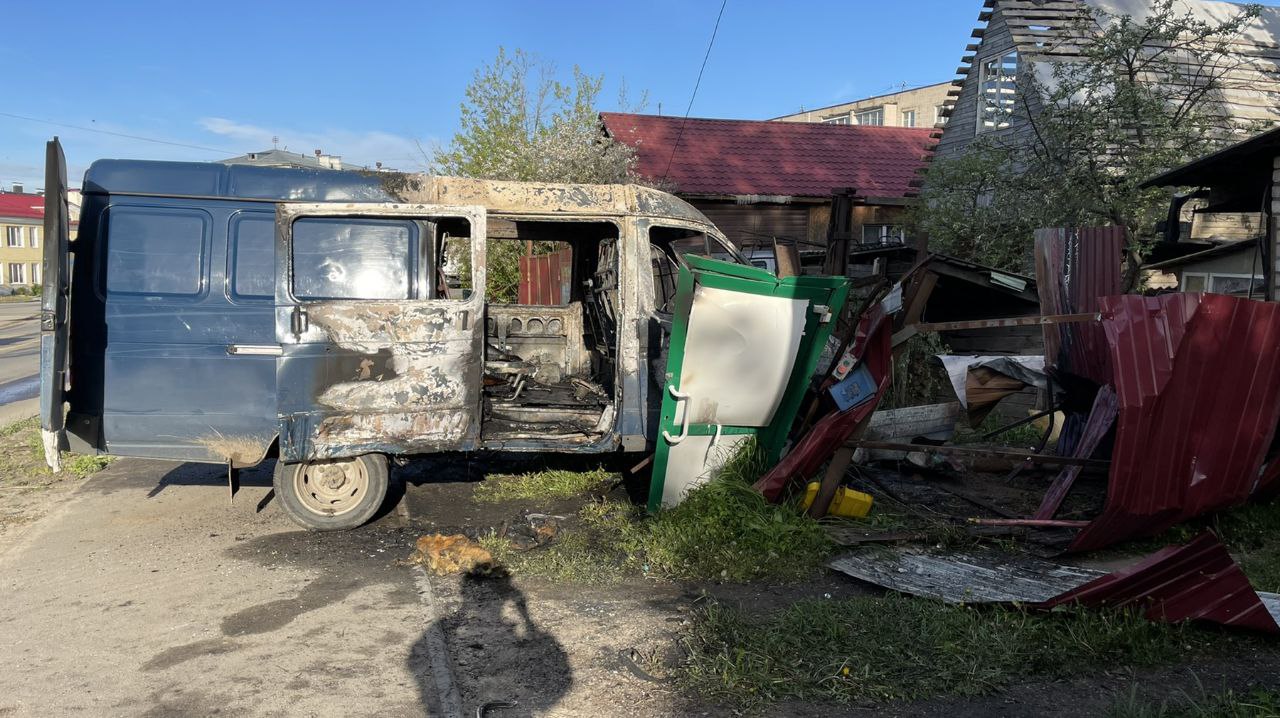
39,139,847,530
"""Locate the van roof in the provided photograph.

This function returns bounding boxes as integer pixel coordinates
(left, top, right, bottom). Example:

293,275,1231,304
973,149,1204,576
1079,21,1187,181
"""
82,160,711,225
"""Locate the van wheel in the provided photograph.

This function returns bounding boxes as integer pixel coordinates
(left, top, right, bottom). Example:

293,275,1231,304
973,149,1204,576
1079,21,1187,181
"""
274,454,389,531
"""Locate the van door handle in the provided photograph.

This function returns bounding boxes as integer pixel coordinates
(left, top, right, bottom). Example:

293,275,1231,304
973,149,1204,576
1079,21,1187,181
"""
291,306,309,335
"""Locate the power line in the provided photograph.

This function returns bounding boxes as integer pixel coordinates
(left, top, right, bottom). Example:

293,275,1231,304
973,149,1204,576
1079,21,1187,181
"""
0,111,228,155
661,0,728,183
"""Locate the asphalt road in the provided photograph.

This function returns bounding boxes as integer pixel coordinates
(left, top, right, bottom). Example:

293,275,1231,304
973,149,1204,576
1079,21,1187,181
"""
0,299,40,426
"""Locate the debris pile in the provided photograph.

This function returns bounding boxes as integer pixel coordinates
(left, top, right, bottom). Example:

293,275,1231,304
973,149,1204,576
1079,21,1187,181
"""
755,226,1280,634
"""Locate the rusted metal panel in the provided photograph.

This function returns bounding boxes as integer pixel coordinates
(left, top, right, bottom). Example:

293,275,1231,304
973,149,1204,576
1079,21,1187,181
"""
518,249,572,306
1034,226,1125,386
1070,293,1280,551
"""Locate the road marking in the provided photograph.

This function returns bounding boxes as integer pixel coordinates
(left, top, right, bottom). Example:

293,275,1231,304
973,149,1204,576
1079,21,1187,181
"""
397,497,463,718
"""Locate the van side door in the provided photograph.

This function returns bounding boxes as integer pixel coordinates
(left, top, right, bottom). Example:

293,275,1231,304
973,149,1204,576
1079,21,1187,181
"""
274,202,486,462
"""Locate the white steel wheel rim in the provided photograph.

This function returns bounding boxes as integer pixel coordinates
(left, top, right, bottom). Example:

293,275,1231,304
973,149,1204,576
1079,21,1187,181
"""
294,459,369,517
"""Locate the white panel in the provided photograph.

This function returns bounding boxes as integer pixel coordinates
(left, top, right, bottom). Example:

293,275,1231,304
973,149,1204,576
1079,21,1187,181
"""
661,433,751,508
676,285,807,427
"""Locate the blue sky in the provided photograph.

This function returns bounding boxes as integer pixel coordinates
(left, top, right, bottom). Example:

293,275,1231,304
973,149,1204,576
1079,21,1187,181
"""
1,0,1276,190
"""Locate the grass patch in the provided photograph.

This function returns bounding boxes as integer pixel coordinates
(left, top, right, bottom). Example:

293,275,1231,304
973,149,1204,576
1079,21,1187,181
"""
0,416,114,486
485,441,836,584
474,467,613,503
678,595,1245,707
634,444,831,582
481,500,637,584
1111,686,1280,718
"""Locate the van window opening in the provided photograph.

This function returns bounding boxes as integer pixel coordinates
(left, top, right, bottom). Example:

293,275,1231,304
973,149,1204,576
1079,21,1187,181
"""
480,219,621,445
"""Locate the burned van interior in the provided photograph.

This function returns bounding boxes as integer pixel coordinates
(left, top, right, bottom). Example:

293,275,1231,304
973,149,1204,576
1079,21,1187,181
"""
479,219,620,447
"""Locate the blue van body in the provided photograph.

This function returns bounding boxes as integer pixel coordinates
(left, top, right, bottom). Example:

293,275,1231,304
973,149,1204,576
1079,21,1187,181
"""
68,160,400,463
46,153,744,477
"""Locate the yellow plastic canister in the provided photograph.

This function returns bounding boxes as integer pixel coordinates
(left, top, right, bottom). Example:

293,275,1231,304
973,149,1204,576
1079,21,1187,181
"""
801,482,874,518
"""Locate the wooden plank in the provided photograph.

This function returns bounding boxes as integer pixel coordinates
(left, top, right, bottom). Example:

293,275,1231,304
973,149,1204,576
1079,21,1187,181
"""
846,440,1110,469
914,312,1099,333
865,402,963,441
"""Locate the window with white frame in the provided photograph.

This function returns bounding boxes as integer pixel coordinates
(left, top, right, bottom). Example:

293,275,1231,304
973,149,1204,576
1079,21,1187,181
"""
8,263,24,284
978,50,1018,133
901,110,917,128
822,114,851,125
1181,271,1264,296
5,226,21,247
862,224,905,245
28,227,40,248
29,263,40,286
855,108,885,126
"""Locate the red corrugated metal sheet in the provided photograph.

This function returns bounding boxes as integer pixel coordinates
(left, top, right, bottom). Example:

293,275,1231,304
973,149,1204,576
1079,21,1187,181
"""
601,112,933,199
517,249,572,306
754,306,893,501
1034,227,1126,387
1070,293,1280,551
1045,532,1280,634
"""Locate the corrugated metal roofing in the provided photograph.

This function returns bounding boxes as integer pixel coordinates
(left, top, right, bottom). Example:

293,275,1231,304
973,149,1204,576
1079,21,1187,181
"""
1034,227,1126,388
600,112,933,199
1071,293,1280,551
830,531,1280,634
1048,532,1280,634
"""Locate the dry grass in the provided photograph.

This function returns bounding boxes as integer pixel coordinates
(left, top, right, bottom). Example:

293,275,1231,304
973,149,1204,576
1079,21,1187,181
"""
198,432,268,465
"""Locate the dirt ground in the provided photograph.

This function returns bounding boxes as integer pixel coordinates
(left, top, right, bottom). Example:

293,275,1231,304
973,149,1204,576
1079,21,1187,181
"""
1,449,1278,717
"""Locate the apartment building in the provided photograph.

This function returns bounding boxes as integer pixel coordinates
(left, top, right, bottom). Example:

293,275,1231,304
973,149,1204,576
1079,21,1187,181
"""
0,190,45,289
771,82,952,129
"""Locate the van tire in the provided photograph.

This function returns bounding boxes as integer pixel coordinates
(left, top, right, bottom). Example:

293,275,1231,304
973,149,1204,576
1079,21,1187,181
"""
273,454,389,531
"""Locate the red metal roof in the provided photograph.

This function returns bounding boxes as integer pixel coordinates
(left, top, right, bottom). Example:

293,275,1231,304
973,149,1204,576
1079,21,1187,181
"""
1070,293,1280,551
0,192,43,220
600,112,933,199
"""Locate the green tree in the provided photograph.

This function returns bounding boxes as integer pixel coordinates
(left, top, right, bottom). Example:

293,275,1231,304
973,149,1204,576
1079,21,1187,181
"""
914,0,1264,273
434,48,643,301
433,47,640,184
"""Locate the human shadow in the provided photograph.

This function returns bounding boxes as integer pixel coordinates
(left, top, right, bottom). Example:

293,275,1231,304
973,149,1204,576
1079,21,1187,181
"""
411,570,572,717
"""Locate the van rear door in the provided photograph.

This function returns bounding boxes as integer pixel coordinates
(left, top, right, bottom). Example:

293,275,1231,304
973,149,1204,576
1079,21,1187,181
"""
39,138,70,470
274,202,487,462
